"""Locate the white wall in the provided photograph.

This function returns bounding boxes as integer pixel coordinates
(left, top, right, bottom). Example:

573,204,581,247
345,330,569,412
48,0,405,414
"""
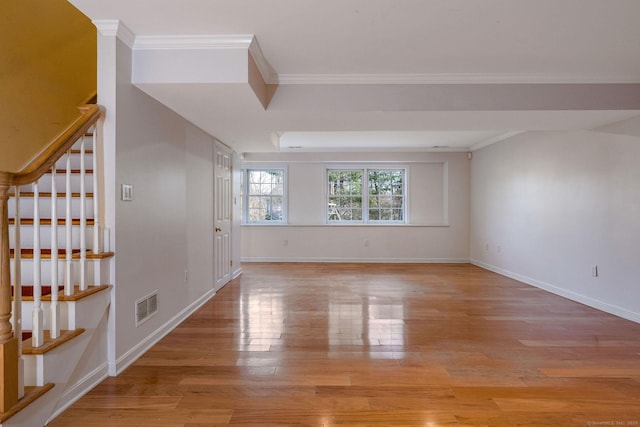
470,129,640,322
105,36,217,371
241,151,470,262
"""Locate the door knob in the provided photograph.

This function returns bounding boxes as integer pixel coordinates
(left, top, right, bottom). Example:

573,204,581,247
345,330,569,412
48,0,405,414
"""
215,227,222,232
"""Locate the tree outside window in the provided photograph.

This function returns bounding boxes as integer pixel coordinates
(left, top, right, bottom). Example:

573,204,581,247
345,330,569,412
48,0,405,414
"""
328,170,363,221
327,168,405,223
246,169,285,223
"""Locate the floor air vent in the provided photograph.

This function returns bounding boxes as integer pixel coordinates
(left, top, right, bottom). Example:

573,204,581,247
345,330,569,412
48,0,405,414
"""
136,291,158,326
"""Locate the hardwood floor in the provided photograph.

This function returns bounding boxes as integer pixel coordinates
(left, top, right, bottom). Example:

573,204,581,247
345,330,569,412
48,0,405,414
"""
49,263,640,426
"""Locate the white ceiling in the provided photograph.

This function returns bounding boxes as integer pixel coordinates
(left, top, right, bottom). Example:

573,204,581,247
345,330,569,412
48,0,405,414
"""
70,0,640,153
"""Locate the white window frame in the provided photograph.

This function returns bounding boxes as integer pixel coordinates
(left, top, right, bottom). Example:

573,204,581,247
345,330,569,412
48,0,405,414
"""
242,167,287,224
326,165,407,224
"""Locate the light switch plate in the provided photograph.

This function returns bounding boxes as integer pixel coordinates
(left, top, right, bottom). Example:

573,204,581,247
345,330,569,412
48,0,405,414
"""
121,184,133,201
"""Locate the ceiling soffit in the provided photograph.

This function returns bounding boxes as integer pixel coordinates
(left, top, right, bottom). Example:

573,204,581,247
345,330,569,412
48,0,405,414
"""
92,22,640,152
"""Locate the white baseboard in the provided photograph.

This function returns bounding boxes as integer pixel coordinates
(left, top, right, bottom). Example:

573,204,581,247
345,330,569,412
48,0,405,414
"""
47,363,109,424
241,257,470,263
232,267,242,279
111,288,217,375
471,259,640,324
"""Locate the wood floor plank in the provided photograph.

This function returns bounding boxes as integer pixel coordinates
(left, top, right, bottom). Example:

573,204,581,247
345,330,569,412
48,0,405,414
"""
48,263,640,426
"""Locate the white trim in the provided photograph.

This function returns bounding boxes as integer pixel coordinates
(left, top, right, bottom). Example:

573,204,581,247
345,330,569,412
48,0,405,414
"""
110,288,217,375
471,259,640,325
242,166,288,225
325,166,408,225
93,19,135,48
47,363,109,424
276,73,640,85
133,34,254,50
130,34,276,84
242,257,469,263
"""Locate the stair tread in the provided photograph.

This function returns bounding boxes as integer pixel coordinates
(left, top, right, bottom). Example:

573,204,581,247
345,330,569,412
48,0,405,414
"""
22,329,85,355
50,169,93,174
10,249,114,259
9,192,94,198
13,284,110,302
8,218,95,225
0,384,55,423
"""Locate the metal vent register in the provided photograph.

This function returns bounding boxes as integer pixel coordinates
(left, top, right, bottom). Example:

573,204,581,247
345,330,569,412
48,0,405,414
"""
135,291,158,326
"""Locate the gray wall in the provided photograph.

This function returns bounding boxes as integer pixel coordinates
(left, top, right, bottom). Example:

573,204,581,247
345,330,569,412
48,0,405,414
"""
470,128,640,322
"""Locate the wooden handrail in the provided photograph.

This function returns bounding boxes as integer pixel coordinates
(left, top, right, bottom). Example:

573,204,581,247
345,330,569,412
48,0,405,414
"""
0,103,103,413
0,104,102,188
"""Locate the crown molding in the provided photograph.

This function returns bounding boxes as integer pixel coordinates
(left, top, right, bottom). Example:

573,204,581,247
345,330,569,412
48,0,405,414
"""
131,34,277,87
132,35,254,50
276,73,640,85
93,19,135,48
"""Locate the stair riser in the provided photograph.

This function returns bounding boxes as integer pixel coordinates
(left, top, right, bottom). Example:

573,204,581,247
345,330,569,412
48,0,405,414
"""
16,301,70,331
10,258,110,286
22,290,109,388
16,174,94,195
53,152,94,170
8,198,94,220
8,225,95,250
24,334,92,387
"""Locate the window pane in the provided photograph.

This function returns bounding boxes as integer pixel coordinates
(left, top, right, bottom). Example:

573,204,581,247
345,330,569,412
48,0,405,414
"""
245,169,285,223
328,170,363,222
328,168,404,224
367,169,404,222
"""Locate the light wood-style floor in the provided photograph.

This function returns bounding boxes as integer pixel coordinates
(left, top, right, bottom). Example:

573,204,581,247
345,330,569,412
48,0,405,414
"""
49,263,640,426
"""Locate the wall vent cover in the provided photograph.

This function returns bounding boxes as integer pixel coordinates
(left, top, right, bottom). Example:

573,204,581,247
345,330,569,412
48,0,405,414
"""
135,291,158,326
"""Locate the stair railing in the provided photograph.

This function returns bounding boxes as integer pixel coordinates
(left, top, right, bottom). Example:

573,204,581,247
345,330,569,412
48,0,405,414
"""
0,103,104,413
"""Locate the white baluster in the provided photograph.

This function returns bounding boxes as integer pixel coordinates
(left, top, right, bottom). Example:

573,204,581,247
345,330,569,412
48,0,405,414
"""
12,186,24,398
92,125,101,254
50,168,60,338
32,182,43,347
65,151,73,296
79,136,87,290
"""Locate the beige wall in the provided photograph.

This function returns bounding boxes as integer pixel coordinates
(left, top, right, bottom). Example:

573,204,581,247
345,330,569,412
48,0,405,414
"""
470,127,640,322
241,151,470,262
0,0,96,172
103,38,217,370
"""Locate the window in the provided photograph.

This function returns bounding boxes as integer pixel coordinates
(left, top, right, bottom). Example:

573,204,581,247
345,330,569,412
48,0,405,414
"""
328,170,363,221
327,168,405,223
368,170,404,221
244,169,285,223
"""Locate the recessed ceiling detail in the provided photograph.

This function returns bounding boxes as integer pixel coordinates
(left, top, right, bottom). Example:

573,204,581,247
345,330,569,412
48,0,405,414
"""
80,2,640,154
130,33,278,109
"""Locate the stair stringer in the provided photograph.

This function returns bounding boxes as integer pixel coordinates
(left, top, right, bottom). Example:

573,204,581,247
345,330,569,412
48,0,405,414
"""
1,286,111,427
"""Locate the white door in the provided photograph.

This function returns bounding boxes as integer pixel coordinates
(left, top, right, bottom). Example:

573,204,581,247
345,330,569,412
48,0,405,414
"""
214,142,232,290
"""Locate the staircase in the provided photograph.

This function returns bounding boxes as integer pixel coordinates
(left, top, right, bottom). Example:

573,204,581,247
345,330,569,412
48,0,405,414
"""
0,105,113,426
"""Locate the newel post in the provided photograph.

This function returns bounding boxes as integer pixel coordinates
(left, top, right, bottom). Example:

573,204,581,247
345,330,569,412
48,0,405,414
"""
0,178,19,412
